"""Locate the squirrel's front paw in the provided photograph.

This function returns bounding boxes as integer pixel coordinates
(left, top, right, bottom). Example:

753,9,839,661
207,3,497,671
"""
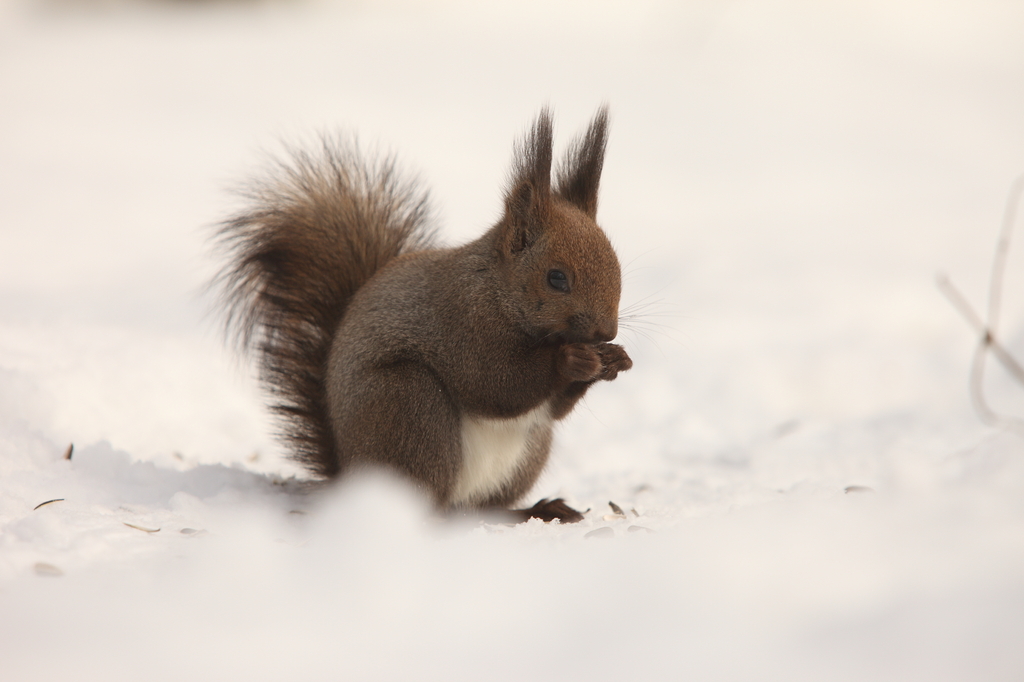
595,343,632,381
558,343,604,382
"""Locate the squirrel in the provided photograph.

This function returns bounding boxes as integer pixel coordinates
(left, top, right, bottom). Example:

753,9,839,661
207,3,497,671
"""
213,108,632,523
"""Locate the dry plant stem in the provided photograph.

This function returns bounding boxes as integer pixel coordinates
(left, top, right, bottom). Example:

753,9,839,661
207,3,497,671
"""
938,175,1024,434
988,175,1024,332
970,338,1024,433
977,175,1024,433
936,275,1024,385
938,275,1024,433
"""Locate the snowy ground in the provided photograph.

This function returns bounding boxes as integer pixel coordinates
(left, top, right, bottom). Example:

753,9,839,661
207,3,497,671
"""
2,1,1024,679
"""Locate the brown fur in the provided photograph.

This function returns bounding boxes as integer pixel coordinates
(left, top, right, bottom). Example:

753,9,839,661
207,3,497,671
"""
213,108,631,522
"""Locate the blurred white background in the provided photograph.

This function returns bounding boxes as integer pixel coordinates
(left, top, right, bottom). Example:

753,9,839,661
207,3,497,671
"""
2,1,1024,680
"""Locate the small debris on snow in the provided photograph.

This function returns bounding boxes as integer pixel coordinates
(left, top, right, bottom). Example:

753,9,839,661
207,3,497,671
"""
33,562,64,577
33,499,65,511
844,486,876,494
123,522,160,533
584,527,615,540
62,443,73,460
604,501,627,520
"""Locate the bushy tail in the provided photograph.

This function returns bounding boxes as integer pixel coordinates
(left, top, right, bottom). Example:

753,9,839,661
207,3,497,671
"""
212,137,436,477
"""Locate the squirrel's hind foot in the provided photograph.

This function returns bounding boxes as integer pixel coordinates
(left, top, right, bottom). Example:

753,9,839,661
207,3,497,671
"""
513,498,585,524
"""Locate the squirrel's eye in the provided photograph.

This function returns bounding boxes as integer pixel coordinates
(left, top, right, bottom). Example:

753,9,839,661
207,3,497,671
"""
547,269,570,293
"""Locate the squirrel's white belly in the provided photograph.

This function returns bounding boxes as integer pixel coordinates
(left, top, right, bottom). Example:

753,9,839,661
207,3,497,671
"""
452,402,552,507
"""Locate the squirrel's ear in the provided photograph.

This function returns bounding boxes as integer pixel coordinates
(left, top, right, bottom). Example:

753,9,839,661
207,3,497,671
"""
554,106,608,219
500,109,554,254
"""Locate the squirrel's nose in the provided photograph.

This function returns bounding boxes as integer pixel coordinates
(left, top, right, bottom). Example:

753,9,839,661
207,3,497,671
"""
593,319,617,343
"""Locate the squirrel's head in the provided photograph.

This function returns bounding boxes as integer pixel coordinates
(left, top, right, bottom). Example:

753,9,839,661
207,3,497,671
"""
494,107,622,345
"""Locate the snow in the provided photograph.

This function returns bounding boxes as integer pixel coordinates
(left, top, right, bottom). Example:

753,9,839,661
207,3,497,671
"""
2,0,1024,679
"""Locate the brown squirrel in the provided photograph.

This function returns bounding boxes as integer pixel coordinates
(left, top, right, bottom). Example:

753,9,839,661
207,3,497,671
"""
213,108,631,522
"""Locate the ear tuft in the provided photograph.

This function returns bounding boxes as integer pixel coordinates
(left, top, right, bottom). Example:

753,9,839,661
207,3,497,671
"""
554,106,609,218
510,108,554,196
501,109,555,253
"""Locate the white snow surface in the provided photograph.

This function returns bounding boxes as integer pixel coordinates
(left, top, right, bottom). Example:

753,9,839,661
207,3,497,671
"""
3,0,1024,679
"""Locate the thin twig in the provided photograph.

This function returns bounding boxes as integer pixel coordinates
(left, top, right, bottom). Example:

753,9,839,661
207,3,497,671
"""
935,273,986,334
938,276,1024,433
937,274,1024,385
968,337,1014,429
938,175,1024,434
977,175,1024,432
988,175,1024,333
